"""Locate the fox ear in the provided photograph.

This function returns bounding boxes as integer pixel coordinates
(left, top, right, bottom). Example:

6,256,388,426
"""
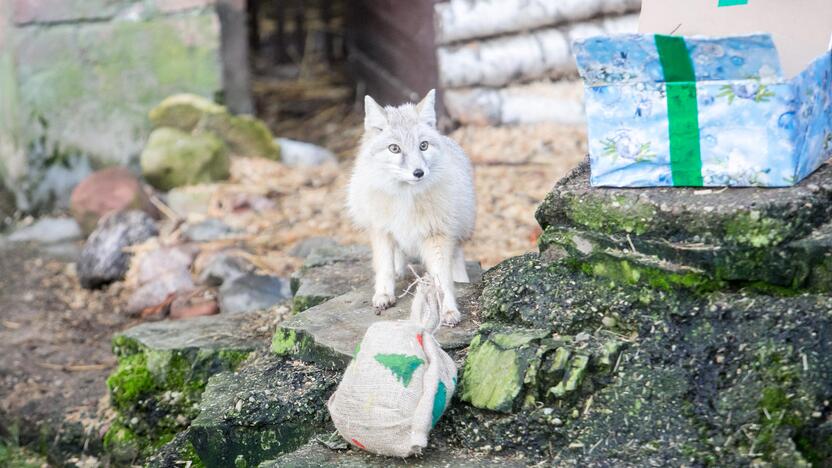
364,95,387,131
416,89,436,127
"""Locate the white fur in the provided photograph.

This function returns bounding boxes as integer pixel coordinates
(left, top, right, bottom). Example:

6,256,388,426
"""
347,90,476,326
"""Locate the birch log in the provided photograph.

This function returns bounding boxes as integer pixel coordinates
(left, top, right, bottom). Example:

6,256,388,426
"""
438,14,638,88
444,81,586,126
434,0,642,45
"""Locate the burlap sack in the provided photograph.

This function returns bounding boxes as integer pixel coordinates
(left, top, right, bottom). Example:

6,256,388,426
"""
327,277,457,457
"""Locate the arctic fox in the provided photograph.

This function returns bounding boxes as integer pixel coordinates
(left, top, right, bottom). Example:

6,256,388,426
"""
347,90,476,326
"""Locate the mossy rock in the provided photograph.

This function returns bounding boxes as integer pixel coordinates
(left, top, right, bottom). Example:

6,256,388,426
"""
461,322,627,414
140,127,230,191
536,161,832,293
473,253,832,466
104,314,265,461
149,94,226,132
537,160,832,249
149,93,281,160
146,431,205,468
203,112,281,161
188,353,339,467
479,253,688,333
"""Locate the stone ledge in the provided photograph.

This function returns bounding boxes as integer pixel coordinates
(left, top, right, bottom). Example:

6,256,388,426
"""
188,353,339,467
275,284,481,370
537,159,832,248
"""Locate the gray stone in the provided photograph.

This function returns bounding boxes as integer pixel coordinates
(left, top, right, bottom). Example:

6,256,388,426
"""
183,218,236,242
291,242,483,313
198,251,254,287
259,440,527,467
78,211,158,289
288,236,339,259
277,138,337,167
220,273,292,314
291,244,373,313
7,217,81,244
188,353,339,467
165,184,218,217
127,267,195,314
273,283,480,371
117,312,268,352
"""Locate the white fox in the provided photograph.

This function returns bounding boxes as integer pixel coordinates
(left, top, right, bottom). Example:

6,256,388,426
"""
347,90,476,326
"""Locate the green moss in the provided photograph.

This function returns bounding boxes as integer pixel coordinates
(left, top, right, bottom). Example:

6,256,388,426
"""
107,352,157,411
0,439,48,468
567,195,656,236
105,335,253,462
724,211,791,248
271,329,299,355
218,350,251,369
587,257,717,293
291,295,329,314
103,421,141,463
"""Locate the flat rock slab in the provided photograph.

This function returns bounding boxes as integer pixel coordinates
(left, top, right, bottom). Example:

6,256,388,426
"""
291,244,373,313
292,243,483,313
274,282,481,370
7,217,82,244
189,353,339,467
537,160,832,247
220,273,292,314
259,440,527,467
118,312,269,352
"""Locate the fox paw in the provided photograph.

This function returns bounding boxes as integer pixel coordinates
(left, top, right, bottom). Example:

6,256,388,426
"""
441,307,461,327
372,292,397,310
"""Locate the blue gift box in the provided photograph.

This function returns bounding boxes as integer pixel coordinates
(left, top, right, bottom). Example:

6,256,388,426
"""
574,34,832,187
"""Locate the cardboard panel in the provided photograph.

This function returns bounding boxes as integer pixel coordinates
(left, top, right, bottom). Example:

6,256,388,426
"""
639,0,832,77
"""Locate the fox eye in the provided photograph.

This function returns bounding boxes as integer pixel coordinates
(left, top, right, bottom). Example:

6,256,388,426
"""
419,141,429,151
388,144,401,154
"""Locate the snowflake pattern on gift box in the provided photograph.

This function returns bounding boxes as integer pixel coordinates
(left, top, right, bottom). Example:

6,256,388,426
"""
717,78,776,104
574,33,832,187
601,131,655,162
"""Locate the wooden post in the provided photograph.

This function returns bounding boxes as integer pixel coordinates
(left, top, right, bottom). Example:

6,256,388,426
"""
216,0,255,115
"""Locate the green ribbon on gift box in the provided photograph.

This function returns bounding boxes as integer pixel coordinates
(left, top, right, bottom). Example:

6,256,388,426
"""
655,35,704,187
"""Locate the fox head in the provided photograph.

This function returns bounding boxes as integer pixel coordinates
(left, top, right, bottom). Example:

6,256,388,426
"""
360,90,442,189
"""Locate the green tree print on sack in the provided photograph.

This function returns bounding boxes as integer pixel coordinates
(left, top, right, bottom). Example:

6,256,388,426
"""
374,354,424,387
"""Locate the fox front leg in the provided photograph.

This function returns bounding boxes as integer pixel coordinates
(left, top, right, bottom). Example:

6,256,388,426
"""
371,230,397,311
421,236,460,326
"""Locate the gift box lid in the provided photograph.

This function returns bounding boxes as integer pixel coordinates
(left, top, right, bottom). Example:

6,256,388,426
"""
574,33,786,87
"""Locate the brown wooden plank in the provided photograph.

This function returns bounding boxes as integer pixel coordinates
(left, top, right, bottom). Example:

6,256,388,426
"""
345,0,441,109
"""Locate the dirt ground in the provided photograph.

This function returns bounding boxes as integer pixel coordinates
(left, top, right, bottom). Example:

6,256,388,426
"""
0,63,587,464
0,243,129,465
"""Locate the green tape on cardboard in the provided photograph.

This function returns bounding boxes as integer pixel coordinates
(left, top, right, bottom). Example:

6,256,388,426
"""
655,35,704,187
719,0,748,6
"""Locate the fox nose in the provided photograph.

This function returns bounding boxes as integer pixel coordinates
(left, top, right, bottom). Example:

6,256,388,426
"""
413,169,424,179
